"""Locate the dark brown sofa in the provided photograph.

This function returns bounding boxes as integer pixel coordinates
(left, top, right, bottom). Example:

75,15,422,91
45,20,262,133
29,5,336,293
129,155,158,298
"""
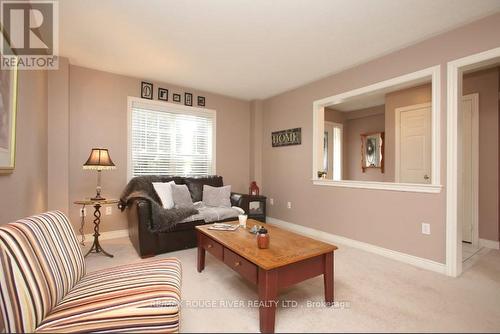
126,175,244,257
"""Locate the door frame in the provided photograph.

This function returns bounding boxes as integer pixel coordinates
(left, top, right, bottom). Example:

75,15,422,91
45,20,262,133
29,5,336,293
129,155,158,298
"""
395,102,432,183
459,93,479,249
446,46,500,277
324,121,343,180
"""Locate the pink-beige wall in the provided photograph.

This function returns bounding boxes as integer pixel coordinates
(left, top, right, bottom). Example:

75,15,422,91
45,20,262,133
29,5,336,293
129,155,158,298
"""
343,106,385,181
463,67,499,242
384,84,432,182
0,70,48,224
49,65,251,234
261,13,500,263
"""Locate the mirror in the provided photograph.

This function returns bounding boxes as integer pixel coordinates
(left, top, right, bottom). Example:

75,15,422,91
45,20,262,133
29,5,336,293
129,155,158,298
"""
316,78,434,184
361,132,384,173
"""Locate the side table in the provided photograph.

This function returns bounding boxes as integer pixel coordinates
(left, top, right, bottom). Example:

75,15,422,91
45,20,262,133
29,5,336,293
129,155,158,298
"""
74,198,119,258
237,194,267,222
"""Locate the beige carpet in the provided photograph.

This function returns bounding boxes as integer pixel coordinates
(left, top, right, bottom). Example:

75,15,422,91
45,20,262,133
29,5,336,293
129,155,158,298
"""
85,237,500,333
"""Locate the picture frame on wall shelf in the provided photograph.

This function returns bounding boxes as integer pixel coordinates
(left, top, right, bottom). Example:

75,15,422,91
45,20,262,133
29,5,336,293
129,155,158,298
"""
173,93,181,102
158,88,168,101
141,81,153,99
185,92,193,106
197,96,206,107
0,29,19,174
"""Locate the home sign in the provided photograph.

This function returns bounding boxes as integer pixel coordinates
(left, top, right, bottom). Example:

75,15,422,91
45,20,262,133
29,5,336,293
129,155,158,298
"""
271,128,301,147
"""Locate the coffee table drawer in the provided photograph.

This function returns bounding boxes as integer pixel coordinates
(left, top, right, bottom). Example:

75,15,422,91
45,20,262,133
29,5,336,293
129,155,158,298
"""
223,248,257,284
199,234,223,260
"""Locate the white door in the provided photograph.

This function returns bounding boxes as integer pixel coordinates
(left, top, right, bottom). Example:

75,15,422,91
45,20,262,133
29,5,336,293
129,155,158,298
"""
396,103,432,184
459,94,479,244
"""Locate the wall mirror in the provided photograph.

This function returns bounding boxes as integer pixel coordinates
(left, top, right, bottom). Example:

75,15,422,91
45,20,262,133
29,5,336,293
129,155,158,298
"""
361,132,384,173
313,66,441,192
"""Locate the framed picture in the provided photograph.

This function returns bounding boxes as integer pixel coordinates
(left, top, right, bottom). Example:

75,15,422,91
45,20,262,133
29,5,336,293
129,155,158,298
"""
173,93,181,102
158,88,168,101
0,31,19,174
197,96,206,107
185,92,193,106
141,81,153,99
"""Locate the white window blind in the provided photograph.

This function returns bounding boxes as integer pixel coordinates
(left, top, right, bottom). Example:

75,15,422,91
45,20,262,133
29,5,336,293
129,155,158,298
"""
130,100,215,177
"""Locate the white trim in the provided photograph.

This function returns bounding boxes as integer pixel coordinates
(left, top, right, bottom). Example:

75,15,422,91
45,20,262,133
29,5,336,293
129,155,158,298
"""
82,228,129,243
126,96,217,181
460,94,479,249
312,65,441,193
446,46,500,277
479,238,500,250
312,178,442,193
267,217,446,274
395,102,433,183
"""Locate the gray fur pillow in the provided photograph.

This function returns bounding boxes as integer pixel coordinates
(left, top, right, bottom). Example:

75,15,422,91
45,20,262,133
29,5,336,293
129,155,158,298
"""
203,185,231,208
171,184,194,208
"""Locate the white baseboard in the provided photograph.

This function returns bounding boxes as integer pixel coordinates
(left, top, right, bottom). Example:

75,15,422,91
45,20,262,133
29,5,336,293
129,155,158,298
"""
479,238,500,250
267,217,447,275
82,229,129,242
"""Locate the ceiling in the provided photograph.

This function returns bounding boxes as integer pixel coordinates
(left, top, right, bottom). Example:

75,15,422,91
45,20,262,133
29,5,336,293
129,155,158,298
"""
59,0,500,100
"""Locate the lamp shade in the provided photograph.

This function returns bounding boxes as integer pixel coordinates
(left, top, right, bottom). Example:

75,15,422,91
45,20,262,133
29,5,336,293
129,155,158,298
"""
83,148,116,170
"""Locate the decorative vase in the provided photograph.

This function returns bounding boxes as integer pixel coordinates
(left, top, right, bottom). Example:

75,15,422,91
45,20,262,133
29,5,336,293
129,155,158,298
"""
249,181,260,196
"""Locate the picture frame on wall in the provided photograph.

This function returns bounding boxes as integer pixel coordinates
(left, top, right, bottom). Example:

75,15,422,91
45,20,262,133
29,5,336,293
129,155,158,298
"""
173,93,181,102
141,81,153,99
0,30,19,174
197,96,206,107
158,88,168,101
185,92,193,106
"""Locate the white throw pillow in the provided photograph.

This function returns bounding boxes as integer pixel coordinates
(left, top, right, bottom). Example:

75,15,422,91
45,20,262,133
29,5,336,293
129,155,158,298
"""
152,181,175,209
203,185,231,208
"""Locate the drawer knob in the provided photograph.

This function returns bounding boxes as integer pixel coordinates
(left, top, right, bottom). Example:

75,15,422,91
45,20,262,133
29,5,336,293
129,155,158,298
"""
207,244,213,249
234,261,241,267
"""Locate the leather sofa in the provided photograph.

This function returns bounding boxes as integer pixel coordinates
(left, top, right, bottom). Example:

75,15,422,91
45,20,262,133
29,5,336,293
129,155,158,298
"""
125,175,244,257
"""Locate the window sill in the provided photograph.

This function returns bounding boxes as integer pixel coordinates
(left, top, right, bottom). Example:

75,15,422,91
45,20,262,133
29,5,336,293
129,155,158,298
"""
312,179,443,193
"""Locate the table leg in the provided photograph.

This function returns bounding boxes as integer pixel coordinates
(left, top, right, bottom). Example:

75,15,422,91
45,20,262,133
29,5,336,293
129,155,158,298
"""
84,203,113,258
258,268,278,333
324,251,334,304
197,245,206,273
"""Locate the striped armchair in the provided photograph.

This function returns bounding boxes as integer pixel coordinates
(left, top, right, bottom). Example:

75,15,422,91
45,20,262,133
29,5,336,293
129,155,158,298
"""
0,211,181,333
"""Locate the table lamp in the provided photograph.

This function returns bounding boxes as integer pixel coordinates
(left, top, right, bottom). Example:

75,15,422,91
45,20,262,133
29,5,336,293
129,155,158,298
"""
83,148,116,200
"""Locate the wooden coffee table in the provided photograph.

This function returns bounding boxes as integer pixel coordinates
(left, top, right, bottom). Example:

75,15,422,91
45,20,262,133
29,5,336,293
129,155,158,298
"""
196,219,337,333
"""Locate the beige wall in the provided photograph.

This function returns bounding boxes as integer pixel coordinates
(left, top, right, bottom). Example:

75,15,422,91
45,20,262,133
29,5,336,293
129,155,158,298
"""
250,100,264,188
384,84,432,182
343,106,385,181
463,68,499,242
261,13,500,263
325,108,345,123
0,70,48,224
62,66,251,234
48,58,70,213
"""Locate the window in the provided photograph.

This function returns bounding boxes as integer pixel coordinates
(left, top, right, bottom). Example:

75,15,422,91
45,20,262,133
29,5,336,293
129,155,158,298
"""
128,98,216,178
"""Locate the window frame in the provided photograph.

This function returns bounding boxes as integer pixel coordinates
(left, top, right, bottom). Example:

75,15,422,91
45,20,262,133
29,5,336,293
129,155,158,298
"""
127,96,217,181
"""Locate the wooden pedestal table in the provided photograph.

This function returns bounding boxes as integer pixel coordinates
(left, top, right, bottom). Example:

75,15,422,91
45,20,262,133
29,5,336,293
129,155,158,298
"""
196,220,337,333
74,199,119,258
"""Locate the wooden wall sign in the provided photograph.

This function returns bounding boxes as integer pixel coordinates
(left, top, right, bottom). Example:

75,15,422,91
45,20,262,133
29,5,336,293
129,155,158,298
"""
272,128,301,147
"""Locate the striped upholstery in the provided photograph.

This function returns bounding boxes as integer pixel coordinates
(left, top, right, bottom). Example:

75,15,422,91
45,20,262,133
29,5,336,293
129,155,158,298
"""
0,211,181,333
0,211,85,333
36,259,181,333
